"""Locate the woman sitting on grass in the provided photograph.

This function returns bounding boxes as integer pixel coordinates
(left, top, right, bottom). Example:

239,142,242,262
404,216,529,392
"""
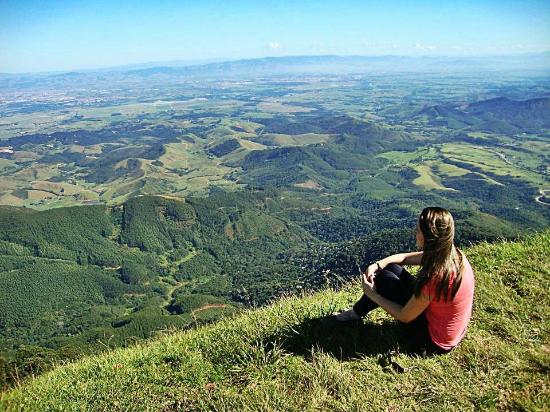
336,207,475,354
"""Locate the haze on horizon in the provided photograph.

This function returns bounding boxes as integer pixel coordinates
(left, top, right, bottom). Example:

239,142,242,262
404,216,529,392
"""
1,0,550,74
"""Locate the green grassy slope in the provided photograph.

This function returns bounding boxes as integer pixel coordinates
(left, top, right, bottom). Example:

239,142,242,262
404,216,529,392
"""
2,231,549,411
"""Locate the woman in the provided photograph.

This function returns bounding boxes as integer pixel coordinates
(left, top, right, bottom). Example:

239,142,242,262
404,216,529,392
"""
336,207,475,354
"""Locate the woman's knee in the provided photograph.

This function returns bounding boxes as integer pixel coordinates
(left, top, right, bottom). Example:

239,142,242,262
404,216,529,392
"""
384,263,403,276
374,270,399,295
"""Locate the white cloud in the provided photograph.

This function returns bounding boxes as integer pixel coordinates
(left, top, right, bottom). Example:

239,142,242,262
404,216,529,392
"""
267,41,282,50
315,41,331,54
414,43,438,52
360,40,405,54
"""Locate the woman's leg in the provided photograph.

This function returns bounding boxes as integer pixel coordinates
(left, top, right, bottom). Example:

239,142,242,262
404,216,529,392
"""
352,264,414,317
405,314,451,355
352,292,378,317
349,264,449,354
385,263,416,286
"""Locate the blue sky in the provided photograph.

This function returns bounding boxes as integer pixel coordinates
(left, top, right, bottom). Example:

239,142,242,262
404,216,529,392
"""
1,0,549,73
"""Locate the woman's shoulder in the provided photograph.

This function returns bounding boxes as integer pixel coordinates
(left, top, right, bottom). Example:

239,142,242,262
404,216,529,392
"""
453,251,475,298
423,252,473,301
458,251,475,278
457,249,474,271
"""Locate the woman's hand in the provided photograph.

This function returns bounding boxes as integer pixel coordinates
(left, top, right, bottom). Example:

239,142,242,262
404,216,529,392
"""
361,270,376,298
365,263,379,280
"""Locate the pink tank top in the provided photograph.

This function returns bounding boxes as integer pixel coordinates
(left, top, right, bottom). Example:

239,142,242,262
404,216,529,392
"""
421,256,475,350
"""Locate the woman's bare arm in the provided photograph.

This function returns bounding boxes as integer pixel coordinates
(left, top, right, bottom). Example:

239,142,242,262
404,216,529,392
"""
377,251,423,268
363,251,423,283
364,286,431,323
361,272,431,323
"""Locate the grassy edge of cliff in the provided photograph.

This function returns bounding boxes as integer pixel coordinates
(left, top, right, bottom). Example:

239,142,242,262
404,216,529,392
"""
1,231,549,411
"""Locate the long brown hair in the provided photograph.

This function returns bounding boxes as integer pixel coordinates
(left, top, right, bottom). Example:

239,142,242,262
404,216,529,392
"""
413,207,463,302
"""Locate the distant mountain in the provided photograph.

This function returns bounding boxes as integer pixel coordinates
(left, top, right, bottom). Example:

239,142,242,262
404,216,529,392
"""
3,54,550,90
467,96,550,121
416,96,550,133
239,118,413,188
127,54,550,77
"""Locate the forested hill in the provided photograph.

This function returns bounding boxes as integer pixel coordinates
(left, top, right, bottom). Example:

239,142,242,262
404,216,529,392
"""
0,191,312,360
0,189,422,388
2,231,548,411
0,187,537,390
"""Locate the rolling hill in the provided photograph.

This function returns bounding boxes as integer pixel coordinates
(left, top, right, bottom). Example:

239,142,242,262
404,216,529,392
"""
416,97,550,133
0,192,317,369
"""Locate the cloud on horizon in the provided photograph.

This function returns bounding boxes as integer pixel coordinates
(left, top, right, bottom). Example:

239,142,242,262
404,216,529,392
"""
267,41,282,50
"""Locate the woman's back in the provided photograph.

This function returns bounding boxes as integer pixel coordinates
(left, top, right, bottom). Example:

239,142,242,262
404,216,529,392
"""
422,255,475,350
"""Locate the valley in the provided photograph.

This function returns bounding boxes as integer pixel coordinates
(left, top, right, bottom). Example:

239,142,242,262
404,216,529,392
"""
0,56,548,388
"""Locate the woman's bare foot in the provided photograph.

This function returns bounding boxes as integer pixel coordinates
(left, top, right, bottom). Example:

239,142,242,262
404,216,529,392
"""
335,308,361,321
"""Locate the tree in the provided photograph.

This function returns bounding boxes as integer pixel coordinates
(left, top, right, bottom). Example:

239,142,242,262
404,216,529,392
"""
120,260,148,284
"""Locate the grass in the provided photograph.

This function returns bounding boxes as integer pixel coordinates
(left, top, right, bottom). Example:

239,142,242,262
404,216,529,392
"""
1,231,549,411
251,133,332,147
155,140,241,196
441,143,546,186
376,146,439,165
376,147,462,191
376,144,532,189
257,102,314,113
412,163,454,191
0,159,13,172
436,161,471,177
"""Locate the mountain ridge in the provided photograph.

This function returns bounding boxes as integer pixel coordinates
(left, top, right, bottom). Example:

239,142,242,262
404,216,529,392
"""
3,54,550,90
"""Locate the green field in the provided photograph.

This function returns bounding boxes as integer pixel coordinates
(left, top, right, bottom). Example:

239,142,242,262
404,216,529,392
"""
441,143,546,186
412,163,454,191
1,72,548,216
376,138,548,194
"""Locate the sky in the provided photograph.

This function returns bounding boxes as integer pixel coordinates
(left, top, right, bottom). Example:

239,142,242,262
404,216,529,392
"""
1,0,550,73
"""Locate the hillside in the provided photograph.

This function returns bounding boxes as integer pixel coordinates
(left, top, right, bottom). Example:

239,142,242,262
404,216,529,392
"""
3,188,538,390
414,97,550,133
3,55,550,92
2,231,548,411
0,192,320,359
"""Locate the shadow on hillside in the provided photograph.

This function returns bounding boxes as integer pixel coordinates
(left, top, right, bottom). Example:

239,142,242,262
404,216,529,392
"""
269,315,441,361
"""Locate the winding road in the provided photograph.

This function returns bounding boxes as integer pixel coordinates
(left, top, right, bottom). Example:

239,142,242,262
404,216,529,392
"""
535,189,550,206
